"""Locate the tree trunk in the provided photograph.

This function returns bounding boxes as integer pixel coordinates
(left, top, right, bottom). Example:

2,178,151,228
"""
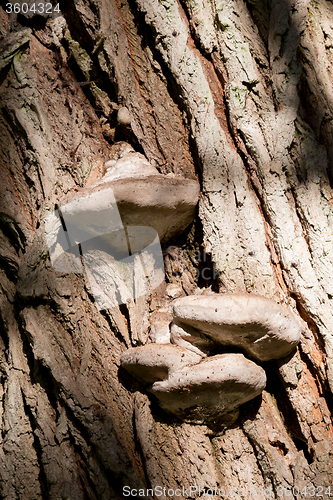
1,0,333,498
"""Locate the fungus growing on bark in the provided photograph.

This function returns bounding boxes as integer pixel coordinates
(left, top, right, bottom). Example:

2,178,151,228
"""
120,292,302,425
59,150,200,244
117,106,131,127
150,353,266,424
120,343,201,385
170,318,214,357
171,293,302,362
47,149,199,311
120,347,266,424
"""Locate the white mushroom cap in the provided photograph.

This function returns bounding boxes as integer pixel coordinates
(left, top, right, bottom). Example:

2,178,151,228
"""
101,152,159,182
120,344,202,385
172,293,303,362
150,353,266,423
59,152,199,244
117,107,131,127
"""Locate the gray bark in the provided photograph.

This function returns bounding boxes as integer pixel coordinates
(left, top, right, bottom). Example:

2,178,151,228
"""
0,0,333,498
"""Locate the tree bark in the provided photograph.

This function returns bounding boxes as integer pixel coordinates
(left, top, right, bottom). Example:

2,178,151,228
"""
1,0,333,498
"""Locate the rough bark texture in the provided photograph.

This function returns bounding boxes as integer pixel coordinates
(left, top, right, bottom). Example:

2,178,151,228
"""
1,0,333,498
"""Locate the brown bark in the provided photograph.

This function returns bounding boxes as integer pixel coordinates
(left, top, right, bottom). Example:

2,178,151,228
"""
0,0,333,498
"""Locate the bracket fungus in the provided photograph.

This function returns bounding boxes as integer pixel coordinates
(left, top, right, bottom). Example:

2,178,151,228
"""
150,353,266,424
120,344,266,425
171,293,302,362
120,293,302,425
59,150,200,245
47,149,199,310
120,343,201,385
116,106,132,127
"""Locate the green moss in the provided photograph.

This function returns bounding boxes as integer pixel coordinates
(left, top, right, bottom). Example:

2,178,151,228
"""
13,52,32,86
231,85,246,107
65,38,92,79
0,28,31,73
160,0,173,10
187,0,200,9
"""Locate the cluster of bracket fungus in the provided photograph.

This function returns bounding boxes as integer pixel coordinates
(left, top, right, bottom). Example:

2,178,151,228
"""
121,293,303,425
50,145,303,426
150,353,266,424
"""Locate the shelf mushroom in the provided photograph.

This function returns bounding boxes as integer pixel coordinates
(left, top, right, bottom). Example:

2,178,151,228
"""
46,149,200,310
120,345,266,424
171,293,303,362
150,353,266,424
120,343,202,385
58,150,200,246
120,293,302,425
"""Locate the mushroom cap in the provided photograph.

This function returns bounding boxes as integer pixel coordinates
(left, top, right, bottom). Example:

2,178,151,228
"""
102,152,158,181
172,293,302,362
103,175,199,242
120,344,202,385
150,353,266,423
117,107,131,127
59,154,199,244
